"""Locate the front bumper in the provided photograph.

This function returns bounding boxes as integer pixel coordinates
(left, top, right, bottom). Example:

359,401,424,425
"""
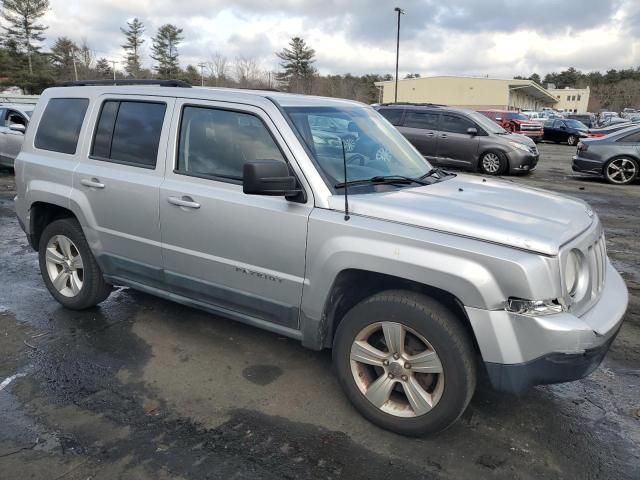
508,149,539,172
466,262,628,393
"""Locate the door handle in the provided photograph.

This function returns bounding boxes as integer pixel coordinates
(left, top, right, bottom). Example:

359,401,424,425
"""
168,196,201,209
440,134,448,139
80,178,105,189
425,132,435,137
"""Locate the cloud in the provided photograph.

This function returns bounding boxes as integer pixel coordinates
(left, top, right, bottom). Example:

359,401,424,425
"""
21,0,640,77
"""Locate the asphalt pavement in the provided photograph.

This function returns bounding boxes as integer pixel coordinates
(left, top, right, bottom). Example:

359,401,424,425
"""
0,142,638,479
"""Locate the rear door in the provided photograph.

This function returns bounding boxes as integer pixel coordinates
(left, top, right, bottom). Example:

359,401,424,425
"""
73,95,175,286
435,114,479,167
159,99,312,330
397,110,440,162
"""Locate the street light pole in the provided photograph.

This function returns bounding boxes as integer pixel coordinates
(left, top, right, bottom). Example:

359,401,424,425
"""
394,7,405,103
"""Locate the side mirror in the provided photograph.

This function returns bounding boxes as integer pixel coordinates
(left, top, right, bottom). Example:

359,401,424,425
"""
467,127,478,136
243,159,300,198
9,123,26,133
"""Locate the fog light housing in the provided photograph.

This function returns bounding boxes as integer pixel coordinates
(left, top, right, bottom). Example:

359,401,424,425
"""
505,298,565,316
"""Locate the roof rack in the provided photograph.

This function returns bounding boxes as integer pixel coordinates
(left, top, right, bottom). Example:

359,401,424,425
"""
379,102,447,107
55,79,192,88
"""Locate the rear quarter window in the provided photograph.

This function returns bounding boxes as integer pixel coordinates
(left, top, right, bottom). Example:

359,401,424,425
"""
34,98,89,154
377,108,404,126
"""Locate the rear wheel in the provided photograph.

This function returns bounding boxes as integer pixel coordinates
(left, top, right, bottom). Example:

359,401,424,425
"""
479,151,507,175
333,291,476,436
604,157,638,185
39,218,112,309
567,135,578,146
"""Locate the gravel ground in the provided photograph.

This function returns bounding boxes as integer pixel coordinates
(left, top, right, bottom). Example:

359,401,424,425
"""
0,142,638,479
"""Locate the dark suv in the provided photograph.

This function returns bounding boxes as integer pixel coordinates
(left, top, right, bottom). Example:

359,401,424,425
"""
376,103,539,175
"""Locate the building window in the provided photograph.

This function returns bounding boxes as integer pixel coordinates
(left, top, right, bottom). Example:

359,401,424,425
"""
567,95,570,101
577,95,581,101
571,95,576,101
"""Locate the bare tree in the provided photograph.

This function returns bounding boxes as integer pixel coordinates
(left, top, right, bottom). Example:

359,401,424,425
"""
234,56,261,88
206,52,229,86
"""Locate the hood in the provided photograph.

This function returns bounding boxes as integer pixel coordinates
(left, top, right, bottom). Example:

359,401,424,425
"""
507,133,536,147
329,174,594,255
511,119,540,127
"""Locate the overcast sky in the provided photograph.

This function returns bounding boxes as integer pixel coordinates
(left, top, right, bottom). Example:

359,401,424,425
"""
38,0,640,77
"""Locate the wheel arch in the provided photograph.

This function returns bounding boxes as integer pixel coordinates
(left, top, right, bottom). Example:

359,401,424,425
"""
28,201,78,250
314,269,480,354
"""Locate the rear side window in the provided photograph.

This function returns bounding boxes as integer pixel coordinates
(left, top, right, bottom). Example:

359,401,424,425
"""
618,131,640,143
176,106,285,181
404,111,439,129
378,108,404,126
35,98,89,154
91,100,166,168
440,114,475,134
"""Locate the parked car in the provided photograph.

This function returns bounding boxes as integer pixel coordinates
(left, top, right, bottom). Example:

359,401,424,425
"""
573,125,640,185
376,103,539,175
621,108,638,119
567,113,595,129
588,122,635,138
477,110,543,142
0,103,34,167
15,81,628,436
543,118,589,145
308,114,359,152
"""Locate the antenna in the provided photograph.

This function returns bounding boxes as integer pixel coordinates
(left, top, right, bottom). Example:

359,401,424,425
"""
341,141,350,221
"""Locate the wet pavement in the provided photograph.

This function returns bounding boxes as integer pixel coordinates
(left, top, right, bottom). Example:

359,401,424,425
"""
0,143,638,479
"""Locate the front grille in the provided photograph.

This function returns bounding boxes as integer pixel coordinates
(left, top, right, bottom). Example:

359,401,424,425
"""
587,233,607,298
519,125,542,132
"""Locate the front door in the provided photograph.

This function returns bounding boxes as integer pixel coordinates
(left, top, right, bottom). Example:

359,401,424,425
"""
435,114,479,167
159,99,312,330
397,110,440,162
73,96,175,285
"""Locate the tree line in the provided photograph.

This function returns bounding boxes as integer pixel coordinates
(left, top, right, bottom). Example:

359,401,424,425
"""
3,0,637,109
0,0,387,103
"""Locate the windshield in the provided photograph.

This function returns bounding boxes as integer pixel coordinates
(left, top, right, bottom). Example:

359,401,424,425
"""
505,112,528,120
565,119,587,129
285,106,432,187
468,111,508,134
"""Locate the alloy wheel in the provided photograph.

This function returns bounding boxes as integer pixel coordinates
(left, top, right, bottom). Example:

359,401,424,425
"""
482,153,501,174
606,158,637,185
350,321,445,418
567,135,577,146
343,136,357,152
44,235,84,297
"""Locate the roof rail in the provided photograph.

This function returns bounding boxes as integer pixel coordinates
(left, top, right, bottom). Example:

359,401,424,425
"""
379,102,447,107
55,79,192,88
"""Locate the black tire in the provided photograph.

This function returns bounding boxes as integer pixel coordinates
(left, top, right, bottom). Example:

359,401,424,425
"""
567,135,578,146
333,291,477,436
38,218,112,310
603,157,639,185
479,150,508,175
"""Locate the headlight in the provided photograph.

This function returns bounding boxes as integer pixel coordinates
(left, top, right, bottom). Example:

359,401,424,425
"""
505,298,564,316
564,249,587,300
508,141,530,153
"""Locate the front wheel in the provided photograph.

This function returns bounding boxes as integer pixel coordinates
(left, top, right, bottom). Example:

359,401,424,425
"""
604,157,638,185
333,291,476,436
567,135,578,146
39,218,112,310
479,151,507,175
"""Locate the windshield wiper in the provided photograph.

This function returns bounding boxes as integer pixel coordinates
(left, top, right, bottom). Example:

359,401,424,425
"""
334,175,428,189
418,167,448,180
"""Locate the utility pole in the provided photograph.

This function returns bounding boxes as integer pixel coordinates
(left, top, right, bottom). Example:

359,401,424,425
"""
394,7,405,103
109,60,118,81
72,55,79,81
198,62,206,86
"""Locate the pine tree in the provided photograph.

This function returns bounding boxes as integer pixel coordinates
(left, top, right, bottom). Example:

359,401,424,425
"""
151,24,183,79
121,18,145,78
1,0,49,75
95,58,112,79
50,36,78,81
276,37,316,93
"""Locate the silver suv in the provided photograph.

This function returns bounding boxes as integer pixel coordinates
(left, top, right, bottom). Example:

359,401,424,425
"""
14,81,628,436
